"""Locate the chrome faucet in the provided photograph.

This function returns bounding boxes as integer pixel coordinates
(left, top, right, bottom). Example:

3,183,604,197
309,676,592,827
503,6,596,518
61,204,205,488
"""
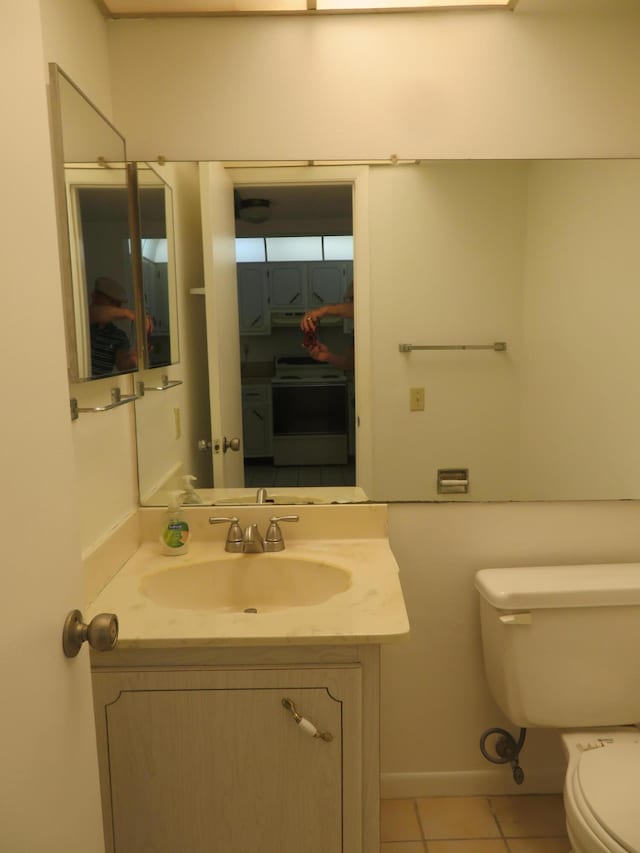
242,523,265,552
256,487,269,504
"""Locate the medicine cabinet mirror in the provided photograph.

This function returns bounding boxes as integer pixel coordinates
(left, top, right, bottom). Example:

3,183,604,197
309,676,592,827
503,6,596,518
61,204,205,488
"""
48,64,142,382
49,66,180,382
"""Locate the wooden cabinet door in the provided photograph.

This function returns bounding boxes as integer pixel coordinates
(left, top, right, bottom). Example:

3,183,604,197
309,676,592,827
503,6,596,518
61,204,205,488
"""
93,666,362,853
242,385,273,457
268,262,306,308
237,263,270,334
307,261,349,308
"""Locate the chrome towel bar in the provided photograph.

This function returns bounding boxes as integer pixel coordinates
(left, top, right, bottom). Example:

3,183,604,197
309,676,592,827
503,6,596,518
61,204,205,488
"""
70,387,139,420
399,342,507,353
137,374,183,393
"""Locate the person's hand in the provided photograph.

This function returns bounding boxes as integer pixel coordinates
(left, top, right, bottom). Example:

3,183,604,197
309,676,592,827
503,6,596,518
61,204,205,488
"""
145,313,154,335
301,308,323,332
305,341,332,363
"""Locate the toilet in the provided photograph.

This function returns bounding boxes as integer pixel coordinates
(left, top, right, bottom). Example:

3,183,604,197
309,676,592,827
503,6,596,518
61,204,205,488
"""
475,563,640,853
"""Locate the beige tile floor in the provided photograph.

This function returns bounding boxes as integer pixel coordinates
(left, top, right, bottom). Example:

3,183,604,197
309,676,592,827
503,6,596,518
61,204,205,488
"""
381,795,570,852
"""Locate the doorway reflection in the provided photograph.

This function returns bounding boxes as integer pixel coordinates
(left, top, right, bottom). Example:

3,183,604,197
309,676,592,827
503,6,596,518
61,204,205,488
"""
234,183,355,489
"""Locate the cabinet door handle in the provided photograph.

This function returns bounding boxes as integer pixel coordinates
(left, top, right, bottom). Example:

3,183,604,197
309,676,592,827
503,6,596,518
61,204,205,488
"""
282,698,333,742
251,408,264,422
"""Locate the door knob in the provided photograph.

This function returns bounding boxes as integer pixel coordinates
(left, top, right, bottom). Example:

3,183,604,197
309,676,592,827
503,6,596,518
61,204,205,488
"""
197,439,212,452
212,437,241,454
62,609,118,658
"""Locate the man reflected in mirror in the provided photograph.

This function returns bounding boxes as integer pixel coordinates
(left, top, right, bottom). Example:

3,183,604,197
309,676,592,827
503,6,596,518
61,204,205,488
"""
89,276,138,375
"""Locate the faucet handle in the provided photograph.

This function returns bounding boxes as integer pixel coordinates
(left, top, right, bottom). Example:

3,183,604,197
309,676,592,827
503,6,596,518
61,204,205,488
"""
208,516,243,552
265,515,299,552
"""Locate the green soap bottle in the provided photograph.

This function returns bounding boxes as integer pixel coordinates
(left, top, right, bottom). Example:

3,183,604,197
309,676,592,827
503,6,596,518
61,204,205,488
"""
161,491,190,556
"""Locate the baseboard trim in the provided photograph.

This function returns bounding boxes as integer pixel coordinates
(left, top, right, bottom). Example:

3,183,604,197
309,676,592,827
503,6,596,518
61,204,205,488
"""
380,768,564,798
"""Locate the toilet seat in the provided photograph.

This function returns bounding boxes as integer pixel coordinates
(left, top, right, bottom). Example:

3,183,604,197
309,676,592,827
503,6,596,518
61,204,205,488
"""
568,743,640,853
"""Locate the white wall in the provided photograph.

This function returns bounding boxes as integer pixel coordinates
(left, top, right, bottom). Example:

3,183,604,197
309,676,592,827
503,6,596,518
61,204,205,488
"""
383,499,640,795
41,0,140,554
40,0,113,115
518,159,640,499
365,159,640,502
368,161,526,501
106,4,640,161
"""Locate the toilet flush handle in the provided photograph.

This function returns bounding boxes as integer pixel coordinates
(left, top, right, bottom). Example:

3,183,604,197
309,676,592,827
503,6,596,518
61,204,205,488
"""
499,612,532,625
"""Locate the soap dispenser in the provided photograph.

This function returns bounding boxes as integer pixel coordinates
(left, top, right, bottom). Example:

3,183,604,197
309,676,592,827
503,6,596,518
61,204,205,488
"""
181,474,203,505
161,491,190,556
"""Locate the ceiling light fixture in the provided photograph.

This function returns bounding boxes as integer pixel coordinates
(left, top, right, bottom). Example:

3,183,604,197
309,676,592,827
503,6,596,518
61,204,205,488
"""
238,198,271,224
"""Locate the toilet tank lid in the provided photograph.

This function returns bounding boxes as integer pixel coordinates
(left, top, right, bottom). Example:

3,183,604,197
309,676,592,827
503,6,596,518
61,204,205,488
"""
475,564,640,609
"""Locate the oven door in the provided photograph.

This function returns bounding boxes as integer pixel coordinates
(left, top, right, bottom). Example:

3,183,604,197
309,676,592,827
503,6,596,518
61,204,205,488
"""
271,381,348,465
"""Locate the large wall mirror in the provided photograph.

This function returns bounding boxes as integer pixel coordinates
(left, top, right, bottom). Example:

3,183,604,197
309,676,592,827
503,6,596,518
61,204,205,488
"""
134,157,640,507
48,66,180,382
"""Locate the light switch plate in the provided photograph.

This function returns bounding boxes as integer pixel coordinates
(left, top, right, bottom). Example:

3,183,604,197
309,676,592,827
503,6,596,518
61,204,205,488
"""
410,387,425,411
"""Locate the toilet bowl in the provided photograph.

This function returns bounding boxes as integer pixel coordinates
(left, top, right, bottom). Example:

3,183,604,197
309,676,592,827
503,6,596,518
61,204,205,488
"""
474,564,640,853
562,729,640,853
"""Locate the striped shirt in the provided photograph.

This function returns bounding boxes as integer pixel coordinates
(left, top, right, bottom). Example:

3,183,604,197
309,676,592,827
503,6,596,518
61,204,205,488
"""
90,323,131,376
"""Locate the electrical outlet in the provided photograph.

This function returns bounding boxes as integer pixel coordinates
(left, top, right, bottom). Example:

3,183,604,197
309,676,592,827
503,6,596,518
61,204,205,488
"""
410,387,425,411
173,407,181,439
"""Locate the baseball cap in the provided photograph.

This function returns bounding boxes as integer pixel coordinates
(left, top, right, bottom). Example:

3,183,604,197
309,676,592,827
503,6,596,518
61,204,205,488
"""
94,276,128,303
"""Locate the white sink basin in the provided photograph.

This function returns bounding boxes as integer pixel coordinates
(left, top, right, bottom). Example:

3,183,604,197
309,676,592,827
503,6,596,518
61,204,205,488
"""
139,554,352,613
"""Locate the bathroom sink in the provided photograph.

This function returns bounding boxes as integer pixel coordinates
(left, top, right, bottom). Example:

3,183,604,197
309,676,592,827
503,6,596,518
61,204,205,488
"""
139,554,352,613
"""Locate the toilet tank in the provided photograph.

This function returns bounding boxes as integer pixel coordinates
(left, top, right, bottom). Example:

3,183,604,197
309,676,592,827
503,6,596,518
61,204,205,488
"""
475,564,640,729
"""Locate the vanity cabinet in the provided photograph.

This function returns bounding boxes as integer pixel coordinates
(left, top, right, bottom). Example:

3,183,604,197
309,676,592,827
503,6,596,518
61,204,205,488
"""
241,383,273,457
92,646,378,853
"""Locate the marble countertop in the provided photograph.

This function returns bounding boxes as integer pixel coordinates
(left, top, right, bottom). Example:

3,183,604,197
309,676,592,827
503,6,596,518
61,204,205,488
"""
86,509,409,649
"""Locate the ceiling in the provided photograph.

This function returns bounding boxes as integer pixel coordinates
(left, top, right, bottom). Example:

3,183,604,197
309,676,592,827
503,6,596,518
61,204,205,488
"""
235,184,352,222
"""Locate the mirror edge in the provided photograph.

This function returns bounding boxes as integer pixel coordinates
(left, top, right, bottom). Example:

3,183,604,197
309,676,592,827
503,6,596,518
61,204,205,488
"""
126,163,149,373
47,63,80,382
